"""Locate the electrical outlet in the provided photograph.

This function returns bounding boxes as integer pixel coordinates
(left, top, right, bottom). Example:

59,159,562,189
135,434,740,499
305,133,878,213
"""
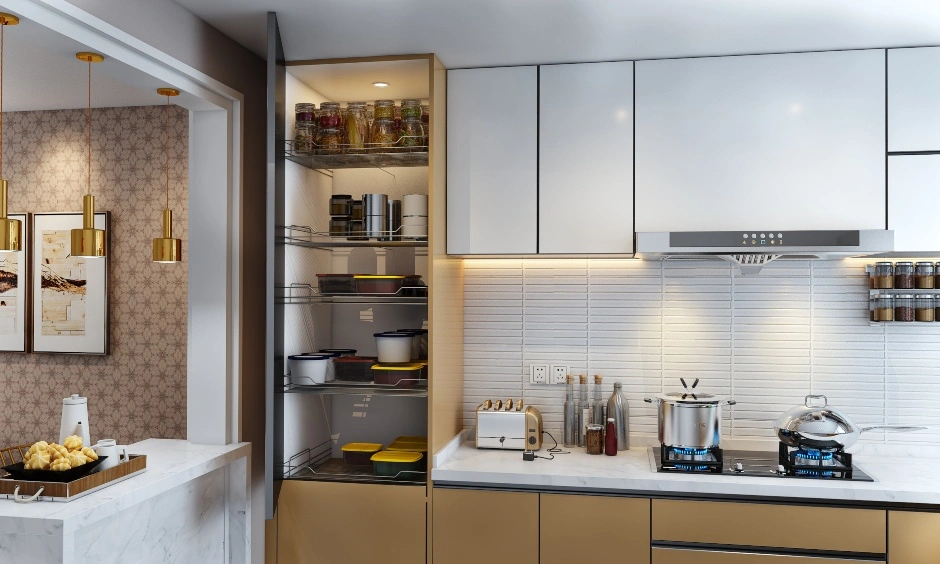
530,364,548,384
550,365,568,385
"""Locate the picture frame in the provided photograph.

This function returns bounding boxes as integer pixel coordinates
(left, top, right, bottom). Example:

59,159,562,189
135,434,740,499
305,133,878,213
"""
0,213,29,353
31,212,110,355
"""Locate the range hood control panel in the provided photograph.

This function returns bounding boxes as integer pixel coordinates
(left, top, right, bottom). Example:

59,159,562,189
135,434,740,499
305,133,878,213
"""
670,231,862,248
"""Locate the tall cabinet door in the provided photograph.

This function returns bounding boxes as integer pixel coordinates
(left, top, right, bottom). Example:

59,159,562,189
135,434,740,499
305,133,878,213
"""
447,66,538,254
889,155,940,251
889,47,940,151
539,62,634,254
635,50,886,232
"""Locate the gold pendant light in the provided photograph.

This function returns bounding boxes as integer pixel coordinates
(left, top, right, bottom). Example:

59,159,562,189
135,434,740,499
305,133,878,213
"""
70,52,106,258
0,13,21,253
152,88,182,263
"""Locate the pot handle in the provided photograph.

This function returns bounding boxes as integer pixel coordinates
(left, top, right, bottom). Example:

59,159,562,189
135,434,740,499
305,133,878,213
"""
724,399,737,406
805,394,828,408
644,398,658,404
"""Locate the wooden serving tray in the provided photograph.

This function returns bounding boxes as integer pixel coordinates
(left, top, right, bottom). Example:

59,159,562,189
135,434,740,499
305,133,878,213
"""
0,455,147,502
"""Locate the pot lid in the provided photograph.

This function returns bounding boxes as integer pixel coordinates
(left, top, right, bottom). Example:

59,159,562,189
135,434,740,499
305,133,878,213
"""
772,394,857,437
655,391,723,404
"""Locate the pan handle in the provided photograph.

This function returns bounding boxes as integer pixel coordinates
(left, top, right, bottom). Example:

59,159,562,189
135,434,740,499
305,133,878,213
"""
860,425,928,433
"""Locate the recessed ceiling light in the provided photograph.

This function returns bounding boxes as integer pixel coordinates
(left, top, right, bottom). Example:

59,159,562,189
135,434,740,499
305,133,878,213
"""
373,81,389,88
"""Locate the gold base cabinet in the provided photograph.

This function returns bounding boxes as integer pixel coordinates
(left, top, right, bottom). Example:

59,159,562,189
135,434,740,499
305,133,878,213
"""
541,494,650,564
432,489,538,564
274,481,427,564
652,548,882,564
889,511,940,564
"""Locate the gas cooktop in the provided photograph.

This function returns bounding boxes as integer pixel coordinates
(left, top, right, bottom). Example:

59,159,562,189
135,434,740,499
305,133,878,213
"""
648,444,874,482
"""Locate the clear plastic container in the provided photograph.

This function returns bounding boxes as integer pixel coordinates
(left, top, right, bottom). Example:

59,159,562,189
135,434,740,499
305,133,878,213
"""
872,262,894,289
341,443,383,466
370,450,423,478
915,262,935,289
916,294,935,322
333,356,377,382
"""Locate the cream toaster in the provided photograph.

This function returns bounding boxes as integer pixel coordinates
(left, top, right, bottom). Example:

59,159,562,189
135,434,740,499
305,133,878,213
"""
476,400,543,451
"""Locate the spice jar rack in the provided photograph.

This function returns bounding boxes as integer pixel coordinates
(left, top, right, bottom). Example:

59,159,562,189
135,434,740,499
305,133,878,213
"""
867,262,940,324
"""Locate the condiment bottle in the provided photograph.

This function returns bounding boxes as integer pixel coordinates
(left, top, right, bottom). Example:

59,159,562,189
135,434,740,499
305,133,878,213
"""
577,375,588,447
592,374,606,425
563,374,576,447
607,382,630,451
605,418,617,456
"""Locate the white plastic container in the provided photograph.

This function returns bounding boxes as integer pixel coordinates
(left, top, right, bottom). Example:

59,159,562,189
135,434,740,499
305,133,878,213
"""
401,224,428,239
402,194,428,217
402,215,428,226
288,354,332,384
374,332,414,363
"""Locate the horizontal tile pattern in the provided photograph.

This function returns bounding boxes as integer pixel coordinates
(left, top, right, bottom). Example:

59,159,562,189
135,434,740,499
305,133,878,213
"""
463,258,940,446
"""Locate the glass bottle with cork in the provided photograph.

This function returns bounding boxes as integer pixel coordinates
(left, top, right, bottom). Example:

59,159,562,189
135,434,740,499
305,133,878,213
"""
577,375,588,447
563,374,576,447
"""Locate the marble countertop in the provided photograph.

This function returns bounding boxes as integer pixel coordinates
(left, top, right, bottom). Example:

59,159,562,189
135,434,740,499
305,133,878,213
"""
432,434,940,507
0,439,249,536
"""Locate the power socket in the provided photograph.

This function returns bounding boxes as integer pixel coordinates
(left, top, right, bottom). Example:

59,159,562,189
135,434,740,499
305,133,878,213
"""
550,365,568,385
530,364,548,384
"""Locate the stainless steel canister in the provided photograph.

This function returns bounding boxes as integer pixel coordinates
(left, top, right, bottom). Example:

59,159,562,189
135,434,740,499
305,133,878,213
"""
362,194,388,238
383,199,402,241
644,392,735,449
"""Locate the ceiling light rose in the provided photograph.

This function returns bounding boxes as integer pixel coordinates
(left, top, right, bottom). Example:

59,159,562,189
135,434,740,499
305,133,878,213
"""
372,81,389,88
70,52,106,258
152,87,182,263
0,13,21,253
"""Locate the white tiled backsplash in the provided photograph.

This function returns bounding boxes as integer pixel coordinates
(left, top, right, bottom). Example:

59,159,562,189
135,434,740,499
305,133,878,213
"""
463,258,940,446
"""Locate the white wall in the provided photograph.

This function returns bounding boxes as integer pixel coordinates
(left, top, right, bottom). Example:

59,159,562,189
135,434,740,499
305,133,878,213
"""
463,258,940,447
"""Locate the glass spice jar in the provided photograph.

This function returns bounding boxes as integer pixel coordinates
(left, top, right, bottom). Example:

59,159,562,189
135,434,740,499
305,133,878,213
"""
895,294,915,322
873,262,894,289
421,104,430,147
316,127,342,154
398,117,424,151
585,425,604,455
318,102,342,130
916,295,935,322
295,102,315,123
293,121,315,155
401,99,422,120
895,262,914,289
370,118,398,149
329,218,349,237
343,102,370,153
915,262,935,289
874,294,894,322
373,99,395,120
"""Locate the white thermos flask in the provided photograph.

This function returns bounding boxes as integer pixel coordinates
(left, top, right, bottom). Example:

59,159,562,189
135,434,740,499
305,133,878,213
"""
59,394,91,446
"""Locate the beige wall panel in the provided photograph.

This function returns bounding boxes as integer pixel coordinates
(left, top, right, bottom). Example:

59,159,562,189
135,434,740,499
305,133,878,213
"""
432,488,537,564
889,511,940,564
541,494,650,564
652,500,885,554
277,481,426,564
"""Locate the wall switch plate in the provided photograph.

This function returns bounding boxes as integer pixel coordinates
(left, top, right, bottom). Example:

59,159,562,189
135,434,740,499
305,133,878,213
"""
550,365,568,385
530,365,548,384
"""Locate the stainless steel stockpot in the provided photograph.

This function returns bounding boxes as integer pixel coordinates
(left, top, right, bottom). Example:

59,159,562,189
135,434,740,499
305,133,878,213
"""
645,392,736,449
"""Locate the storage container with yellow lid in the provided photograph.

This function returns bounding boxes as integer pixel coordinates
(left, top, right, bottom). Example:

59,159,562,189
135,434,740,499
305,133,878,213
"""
370,450,424,478
387,441,428,470
341,442,383,466
372,362,425,387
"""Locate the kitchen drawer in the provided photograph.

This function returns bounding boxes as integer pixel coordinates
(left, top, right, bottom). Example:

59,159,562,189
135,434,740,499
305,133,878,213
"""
652,500,885,554
433,488,538,564
652,548,883,564
541,494,649,564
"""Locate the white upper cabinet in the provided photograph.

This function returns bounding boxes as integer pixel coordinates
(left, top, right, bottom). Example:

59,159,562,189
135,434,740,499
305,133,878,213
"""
447,66,538,254
539,61,634,254
635,50,886,232
889,47,940,152
889,155,940,252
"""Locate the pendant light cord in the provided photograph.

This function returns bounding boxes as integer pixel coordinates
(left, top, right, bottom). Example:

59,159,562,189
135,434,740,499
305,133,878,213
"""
165,94,170,210
1,22,5,180
87,59,91,197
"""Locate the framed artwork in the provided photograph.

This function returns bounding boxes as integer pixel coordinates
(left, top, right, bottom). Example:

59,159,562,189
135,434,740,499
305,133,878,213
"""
31,212,109,355
0,213,28,352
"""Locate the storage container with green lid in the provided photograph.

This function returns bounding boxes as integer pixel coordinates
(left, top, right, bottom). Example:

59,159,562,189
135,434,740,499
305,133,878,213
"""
341,442,383,466
370,450,424,478
387,441,428,470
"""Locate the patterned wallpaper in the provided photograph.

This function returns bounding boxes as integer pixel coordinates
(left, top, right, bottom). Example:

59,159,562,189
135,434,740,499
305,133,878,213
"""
0,106,188,449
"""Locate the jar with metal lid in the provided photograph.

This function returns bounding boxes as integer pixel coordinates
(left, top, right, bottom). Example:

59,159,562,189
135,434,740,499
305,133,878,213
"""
318,102,342,130
895,262,914,289
373,99,395,120
896,294,915,322
295,102,315,123
401,99,422,120
370,118,398,149
293,121,315,155
915,262,935,289
421,104,430,147
916,295,935,322
585,425,604,455
343,102,369,153
329,218,349,237
350,200,364,221
329,195,352,217
874,294,894,322
872,262,894,289
316,128,342,154
398,117,424,151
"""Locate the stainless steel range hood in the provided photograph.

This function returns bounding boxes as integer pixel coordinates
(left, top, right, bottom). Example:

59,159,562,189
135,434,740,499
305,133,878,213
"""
635,230,894,274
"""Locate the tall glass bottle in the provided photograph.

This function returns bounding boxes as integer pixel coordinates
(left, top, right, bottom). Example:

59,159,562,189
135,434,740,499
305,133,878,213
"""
592,374,606,425
577,375,588,447
606,382,630,451
563,374,576,447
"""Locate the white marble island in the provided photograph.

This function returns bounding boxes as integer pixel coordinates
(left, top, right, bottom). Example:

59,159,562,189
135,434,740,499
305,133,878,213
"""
0,439,250,564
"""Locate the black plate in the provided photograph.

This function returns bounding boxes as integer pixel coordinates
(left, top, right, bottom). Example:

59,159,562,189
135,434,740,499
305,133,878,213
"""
1,456,107,482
